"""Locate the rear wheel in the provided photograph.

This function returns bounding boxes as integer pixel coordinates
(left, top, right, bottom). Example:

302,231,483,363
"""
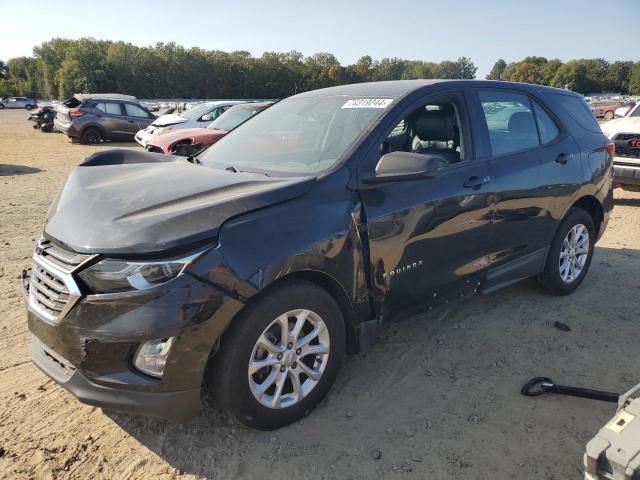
81,127,102,144
0,104,5,110
537,208,595,295
206,279,345,430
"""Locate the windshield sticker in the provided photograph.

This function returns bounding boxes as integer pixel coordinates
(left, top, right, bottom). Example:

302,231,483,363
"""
341,98,393,109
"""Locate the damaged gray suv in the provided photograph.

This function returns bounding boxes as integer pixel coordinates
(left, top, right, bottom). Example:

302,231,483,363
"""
24,80,613,430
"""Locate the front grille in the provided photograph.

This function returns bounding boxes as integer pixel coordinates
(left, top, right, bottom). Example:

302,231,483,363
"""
613,133,640,159
615,147,640,159
30,263,70,318
29,239,93,322
614,133,639,141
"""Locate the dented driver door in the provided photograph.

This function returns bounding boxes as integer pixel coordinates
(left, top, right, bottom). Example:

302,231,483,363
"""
356,92,495,321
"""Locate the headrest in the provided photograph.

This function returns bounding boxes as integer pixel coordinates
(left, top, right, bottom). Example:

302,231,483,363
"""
508,111,536,135
414,110,454,142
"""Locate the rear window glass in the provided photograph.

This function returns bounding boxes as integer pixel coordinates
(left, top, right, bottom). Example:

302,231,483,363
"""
532,100,560,144
96,103,122,115
550,93,601,133
479,91,539,156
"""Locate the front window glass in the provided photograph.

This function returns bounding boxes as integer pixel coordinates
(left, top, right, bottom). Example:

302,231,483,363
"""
125,103,149,118
207,105,267,131
200,96,391,176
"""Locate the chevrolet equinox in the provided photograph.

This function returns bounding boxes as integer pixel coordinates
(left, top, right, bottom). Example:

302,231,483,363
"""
23,80,614,430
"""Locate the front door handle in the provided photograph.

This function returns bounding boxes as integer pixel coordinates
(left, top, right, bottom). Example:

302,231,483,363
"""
555,153,574,164
127,120,135,123
464,175,491,189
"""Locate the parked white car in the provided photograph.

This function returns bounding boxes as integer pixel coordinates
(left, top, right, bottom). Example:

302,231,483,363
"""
601,103,640,192
0,96,38,110
134,101,246,147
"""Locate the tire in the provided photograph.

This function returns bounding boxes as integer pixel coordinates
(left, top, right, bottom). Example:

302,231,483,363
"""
603,110,614,120
25,104,33,111
537,208,595,295
0,104,4,110
206,279,346,430
81,127,102,144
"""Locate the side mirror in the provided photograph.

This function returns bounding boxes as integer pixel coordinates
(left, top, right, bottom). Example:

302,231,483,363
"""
200,114,212,122
362,151,448,184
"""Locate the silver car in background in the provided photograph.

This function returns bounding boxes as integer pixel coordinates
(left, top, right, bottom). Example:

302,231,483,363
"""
134,100,246,147
0,96,38,110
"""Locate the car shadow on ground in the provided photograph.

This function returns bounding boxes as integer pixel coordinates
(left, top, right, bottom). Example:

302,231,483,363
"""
104,245,640,478
614,196,640,207
0,164,42,176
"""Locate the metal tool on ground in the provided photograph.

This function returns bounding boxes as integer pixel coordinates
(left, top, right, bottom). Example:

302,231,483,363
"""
521,377,620,403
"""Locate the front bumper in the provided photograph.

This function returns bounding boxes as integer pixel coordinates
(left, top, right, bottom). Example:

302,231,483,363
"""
22,246,246,422
31,334,201,422
135,128,153,147
613,159,640,188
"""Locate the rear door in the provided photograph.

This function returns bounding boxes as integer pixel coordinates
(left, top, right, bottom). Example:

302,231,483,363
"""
94,102,130,139
358,90,494,321
123,103,154,134
468,88,582,292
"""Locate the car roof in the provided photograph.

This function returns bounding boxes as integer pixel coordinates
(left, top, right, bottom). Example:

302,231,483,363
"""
293,79,581,100
74,93,138,102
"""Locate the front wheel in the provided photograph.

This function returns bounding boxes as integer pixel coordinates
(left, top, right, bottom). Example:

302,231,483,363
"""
604,110,614,120
537,208,595,295
25,104,34,111
206,279,345,430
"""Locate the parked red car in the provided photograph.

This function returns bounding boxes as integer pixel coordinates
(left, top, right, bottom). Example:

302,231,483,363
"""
590,101,633,120
146,102,273,156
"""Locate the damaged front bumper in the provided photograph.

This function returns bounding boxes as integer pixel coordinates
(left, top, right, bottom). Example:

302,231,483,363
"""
22,248,245,422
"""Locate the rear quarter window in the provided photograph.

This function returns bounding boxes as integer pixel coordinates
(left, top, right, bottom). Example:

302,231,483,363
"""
550,93,601,133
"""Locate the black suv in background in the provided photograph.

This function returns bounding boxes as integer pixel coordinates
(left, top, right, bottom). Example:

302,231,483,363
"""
24,80,614,430
54,93,155,144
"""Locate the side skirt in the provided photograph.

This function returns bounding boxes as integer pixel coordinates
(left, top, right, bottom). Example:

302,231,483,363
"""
481,247,548,295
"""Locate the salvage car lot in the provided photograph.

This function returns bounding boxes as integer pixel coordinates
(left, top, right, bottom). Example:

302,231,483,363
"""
1,109,640,479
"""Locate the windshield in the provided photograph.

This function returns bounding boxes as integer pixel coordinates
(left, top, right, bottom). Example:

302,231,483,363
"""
200,96,392,176
632,104,640,117
207,104,267,131
178,103,216,120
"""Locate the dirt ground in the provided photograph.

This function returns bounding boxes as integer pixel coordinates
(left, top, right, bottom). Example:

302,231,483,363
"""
1,109,639,480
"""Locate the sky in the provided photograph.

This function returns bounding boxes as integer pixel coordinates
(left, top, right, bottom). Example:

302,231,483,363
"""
0,0,638,78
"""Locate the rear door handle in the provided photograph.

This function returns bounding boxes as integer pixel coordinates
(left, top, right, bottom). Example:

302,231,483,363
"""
555,153,574,164
464,175,491,189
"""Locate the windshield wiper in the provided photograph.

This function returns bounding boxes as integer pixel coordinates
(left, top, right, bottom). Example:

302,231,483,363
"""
224,165,269,177
187,155,202,165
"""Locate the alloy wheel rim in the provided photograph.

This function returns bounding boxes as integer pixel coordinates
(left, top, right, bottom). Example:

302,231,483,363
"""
248,309,330,409
559,224,589,283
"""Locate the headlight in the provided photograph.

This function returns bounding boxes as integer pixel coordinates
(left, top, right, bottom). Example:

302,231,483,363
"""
134,337,175,378
78,253,201,294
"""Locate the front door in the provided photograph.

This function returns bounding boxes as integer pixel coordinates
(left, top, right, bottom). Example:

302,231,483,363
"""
123,103,154,135
358,91,494,321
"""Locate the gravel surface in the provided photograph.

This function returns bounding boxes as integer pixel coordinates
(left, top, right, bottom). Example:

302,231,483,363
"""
1,109,639,479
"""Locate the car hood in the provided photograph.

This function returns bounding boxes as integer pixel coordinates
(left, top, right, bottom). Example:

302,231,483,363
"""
151,114,187,127
601,117,640,136
44,149,315,254
148,128,228,149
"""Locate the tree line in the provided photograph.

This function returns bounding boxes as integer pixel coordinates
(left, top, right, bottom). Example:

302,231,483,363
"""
0,38,638,100
0,38,476,99
487,57,640,95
